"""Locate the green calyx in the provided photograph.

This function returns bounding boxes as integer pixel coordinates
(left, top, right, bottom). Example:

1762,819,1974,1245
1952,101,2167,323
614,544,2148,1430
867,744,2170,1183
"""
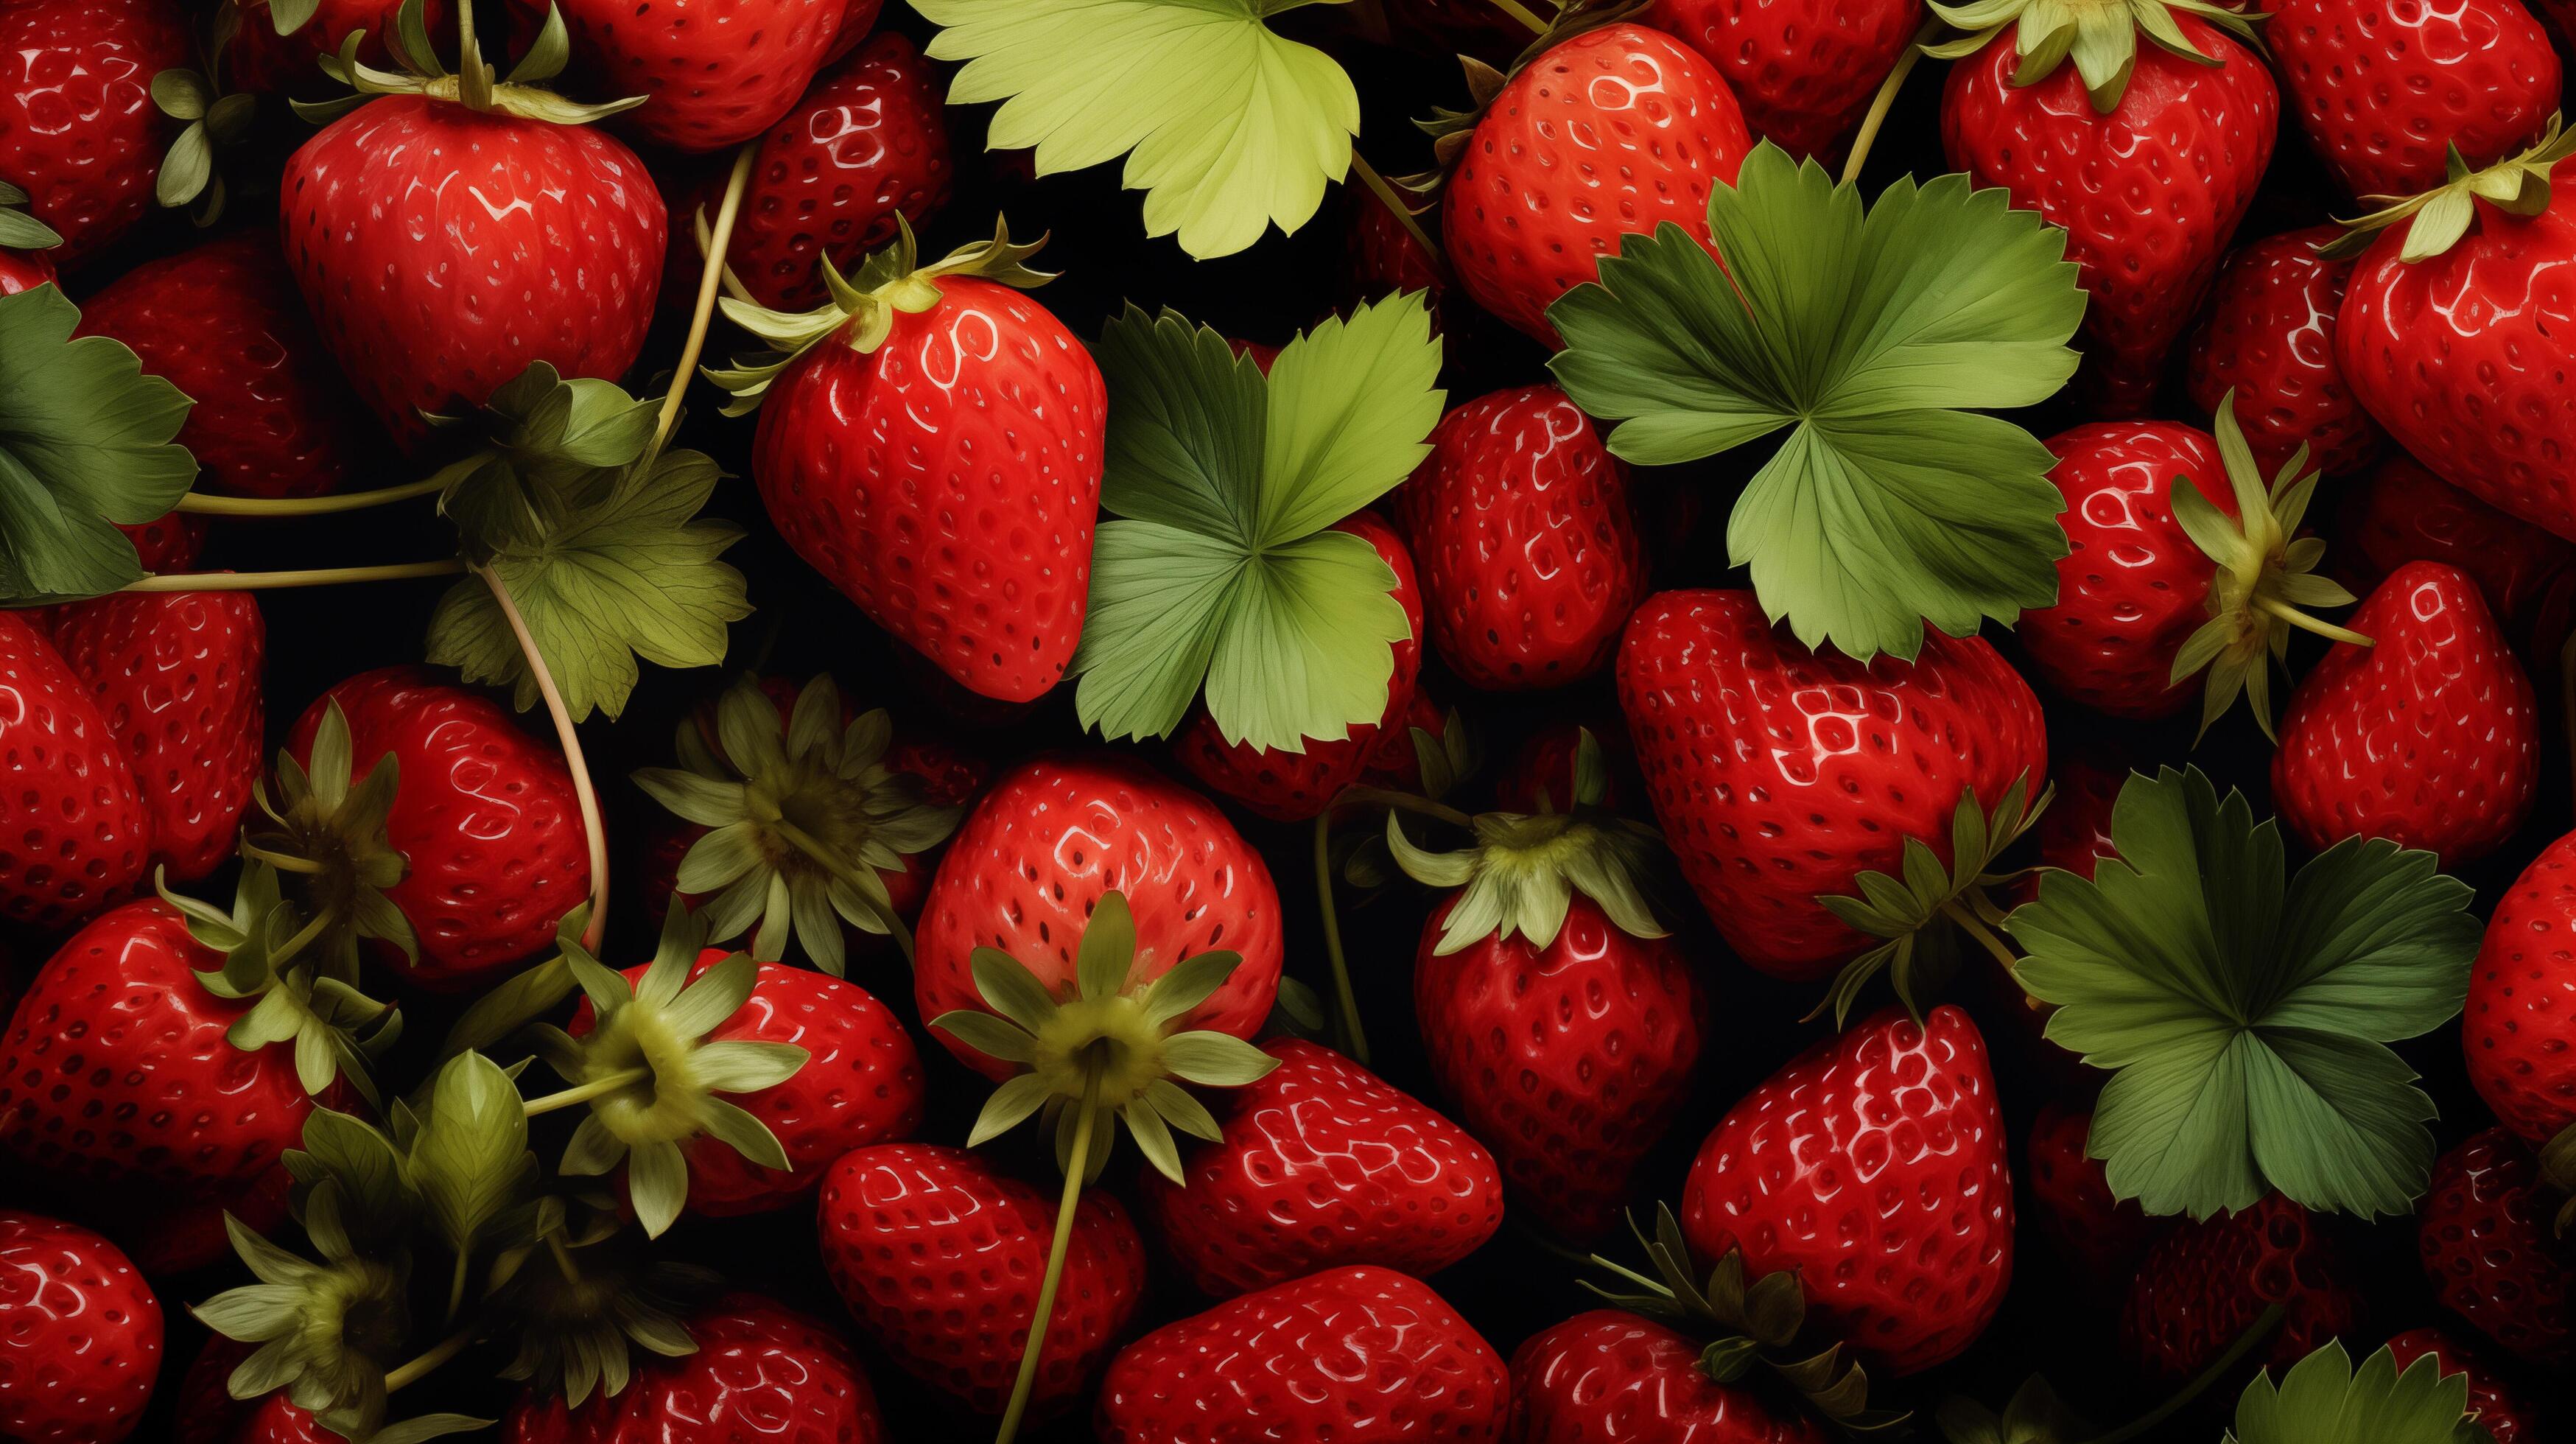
162,862,401,1110
1400,0,1657,196
242,699,423,979
152,68,257,224
1926,0,2261,112
2538,1124,2576,1236
424,360,659,544
0,180,59,252
527,903,809,1238
1814,773,2048,1027
706,214,1053,414
631,673,961,975
1934,1377,2090,1444
292,0,642,127
492,1212,715,1405
2320,114,2576,264
931,889,1278,1185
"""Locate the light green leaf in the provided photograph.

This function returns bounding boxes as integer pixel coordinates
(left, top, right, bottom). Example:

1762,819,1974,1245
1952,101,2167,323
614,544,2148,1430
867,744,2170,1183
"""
1200,528,1408,751
1257,292,1443,544
413,1052,536,1262
917,0,1361,259
627,1139,689,1238
2226,1341,2485,1444
1068,521,1246,742
1161,1031,1280,1088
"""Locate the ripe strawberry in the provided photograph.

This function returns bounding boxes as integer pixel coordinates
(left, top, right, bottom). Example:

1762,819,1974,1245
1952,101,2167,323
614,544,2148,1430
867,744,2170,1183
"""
1394,385,1646,690
1441,23,1754,343
0,247,53,293
2026,1104,2166,1292
2381,1328,2546,1444
2335,455,2576,653
1681,1005,2012,1375
0,611,148,928
818,1141,1145,1415
2271,560,2539,866
174,1337,257,1444
2035,751,2123,881
226,1,449,97
83,1160,292,1280
2465,829,2576,1149
1618,589,2046,980
1095,1266,1509,1443
2418,1127,2573,1367
1341,182,1446,320
0,0,189,262
1138,1037,1503,1297
552,0,854,153
1504,1311,1826,1443
916,754,1284,1079
1649,0,1925,160
0,1212,162,1444
1939,6,2277,414
501,1293,886,1443
2184,227,2385,480
2121,1194,2362,1388
2270,0,2558,199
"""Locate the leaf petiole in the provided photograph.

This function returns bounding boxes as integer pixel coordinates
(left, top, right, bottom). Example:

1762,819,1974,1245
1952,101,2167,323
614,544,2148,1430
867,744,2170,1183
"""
1481,0,1548,34
1311,807,1369,1065
381,1322,478,1392
172,474,448,517
994,1069,1102,1444
1841,20,1939,186
476,564,609,952
118,559,466,592
654,143,760,463
1938,898,2021,978
2077,1303,2282,1444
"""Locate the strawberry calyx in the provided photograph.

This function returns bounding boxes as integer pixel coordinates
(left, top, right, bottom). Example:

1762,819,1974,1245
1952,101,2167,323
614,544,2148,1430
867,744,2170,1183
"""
631,673,961,975
2541,1124,2576,1235
290,0,642,127
0,180,57,253
2320,115,2576,264
242,699,424,981
1814,773,2049,1027
150,67,256,225
421,361,658,539
1923,0,2261,113
160,862,401,1110
492,1206,717,1404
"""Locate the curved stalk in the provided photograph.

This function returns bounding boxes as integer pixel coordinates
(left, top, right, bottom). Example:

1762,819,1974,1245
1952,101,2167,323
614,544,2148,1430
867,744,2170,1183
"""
117,559,465,592
382,1322,477,1392
1940,899,2021,979
266,902,337,972
771,816,919,963
1311,809,1370,1065
174,475,448,517
477,564,608,952
1481,0,1548,35
1842,21,1939,186
993,1070,1102,1444
1347,152,1449,287
692,208,757,306
520,1065,652,1117
2253,593,2373,648
2078,1302,2284,1444
653,144,760,463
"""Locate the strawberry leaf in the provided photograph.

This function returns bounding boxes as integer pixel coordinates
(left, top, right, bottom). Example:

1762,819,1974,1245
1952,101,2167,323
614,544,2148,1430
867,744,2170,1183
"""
916,0,1359,259
2225,1341,2493,1444
1070,293,1442,750
1546,143,2082,662
2006,766,2480,1221
411,1051,538,1273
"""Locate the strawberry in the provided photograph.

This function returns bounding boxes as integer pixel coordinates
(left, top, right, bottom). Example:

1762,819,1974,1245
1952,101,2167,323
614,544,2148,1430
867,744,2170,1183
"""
817,1140,1145,1416
2269,0,2559,199
2417,1127,2573,1367
1393,385,1646,690
1649,0,1926,160
2120,1194,2362,1388
916,754,1284,1079
0,1211,162,1444
0,248,53,294
1340,183,1447,322
501,1293,887,1443
1937,3,2277,414
226,1,450,97
1439,23,1754,344
2271,560,2540,866
1618,589,2046,981
2184,226,2387,480
552,0,854,153
2335,455,2576,653
1095,1266,1509,1444
2464,828,2576,1149
2025,1103,2166,1294
72,231,373,500
81,1160,292,1280
1680,1004,2012,1375
0,0,189,263
0,612,148,927
1494,720,1632,814
1138,1037,1504,1297
2034,751,2123,881
2380,1328,2547,1444
1503,1311,1827,1443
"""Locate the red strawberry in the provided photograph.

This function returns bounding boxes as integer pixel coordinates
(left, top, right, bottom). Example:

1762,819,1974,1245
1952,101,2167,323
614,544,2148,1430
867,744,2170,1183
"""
120,510,206,575
1503,1311,1827,1443
0,611,148,928
2418,1127,2574,1367
916,754,1284,1079
0,247,53,292
502,1293,887,1443
552,0,851,153
1341,183,1447,319
1394,385,1646,690
0,1211,162,1444
1138,1037,1503,1297
2025,1103,2166,1293
1618,589,2047,980
2121,1194,2362,1388
2270,0,2558,199
1940,7,2277,414
0,0,189,262
2465,829,2576,1148
1442,23,1755,343
1095,1266,1509,1444
226,0,450,97
83,1160,292,1280
2381,1328,2547,1444
2035,751,2123,881
817,1140,1145,1415
1681,1005,2012,1375
2184,227,2387,480
2335,455,2576,653
2271,560,2539,866
1649,0,1925,160
174,1338,257,1444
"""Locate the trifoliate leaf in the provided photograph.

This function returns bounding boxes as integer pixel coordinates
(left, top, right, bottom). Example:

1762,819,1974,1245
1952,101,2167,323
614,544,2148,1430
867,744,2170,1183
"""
916,0,1360,259
2225,1341,2491,1444
1070,294,1441,750
0,287,194,604
1546,143,2082,662
2007,767,2480,1219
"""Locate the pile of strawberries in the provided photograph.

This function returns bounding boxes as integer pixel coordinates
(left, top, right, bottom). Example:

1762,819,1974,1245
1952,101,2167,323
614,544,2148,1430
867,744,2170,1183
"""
4,0,2576,1440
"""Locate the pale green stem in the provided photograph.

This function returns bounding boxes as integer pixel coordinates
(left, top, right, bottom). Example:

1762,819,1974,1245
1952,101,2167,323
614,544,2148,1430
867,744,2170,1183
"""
2079,1303,2284,1444
1481,0,1548,34
174,475,447,516
521,1065,650,1118
382,1323,477,1392
2255,593,2373,648
1842,22,1937,186
118,559,464,592
653,143,760,463
477,564,608,952
993,1070,1101,1444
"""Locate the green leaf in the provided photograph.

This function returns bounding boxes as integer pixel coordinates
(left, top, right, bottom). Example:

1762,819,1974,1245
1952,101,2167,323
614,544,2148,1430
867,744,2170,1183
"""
0,287,195,604
413,1052,537,1263
916,0,1360,259
1546,144,2082,661
2225,1341,2485,1444
2008,767,2479,1219
1161,1030,1280,1087
1256,295,1445,544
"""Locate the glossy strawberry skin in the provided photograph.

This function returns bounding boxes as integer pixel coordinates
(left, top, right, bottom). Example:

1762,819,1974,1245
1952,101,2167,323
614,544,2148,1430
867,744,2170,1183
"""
1417,894,1705,1241
752,276,1103,702
0,612,148,928
227,0,449,97
0,0,188,263
2270,0,2558,198
1647,0,1924,160
2018,421,2238,719
0,1212,162,1444
0,248,55,292
2381,1328,2545,1444
916,755,1283,1080
1504,1310,1827,1444
817,1141,1145,1416
555,0,849,153
1941,15,2278,416
50,592,265,884
1396,386,1645,690
0,900,313,1192
502,1293,886,1443
280,95,667,449
2026,1104,2165,1292
2419,1128,2573,1367
1140,1038,1503,1297
289,667,594,986
2465,829,2576,1148
1682,1006,2012,1375
1095,1266,1509,1444
2184,227,2385,479
2271,561,2539,866
1444,23,1754,344
2123,1194,2362,1387
2335,455,2576,653
1617,589,2049,979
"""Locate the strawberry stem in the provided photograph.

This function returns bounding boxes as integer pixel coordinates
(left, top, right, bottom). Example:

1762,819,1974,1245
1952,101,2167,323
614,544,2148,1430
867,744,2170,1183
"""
477,563,609,953
993,1069,1102,1444
381,1322,477,1392
2253,594,2373,648
1481,0,1548,35
692,207,757,305
2077,1302,2282,1444
1347,152,1450,287
172,474,447,516
652,142,760,465
520,1065,652,1116
118,559,466,592
771,816,917,963
1310,807,1371,1066
267,902,336,971
1939,897,2021,978
1842,21,1939,186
